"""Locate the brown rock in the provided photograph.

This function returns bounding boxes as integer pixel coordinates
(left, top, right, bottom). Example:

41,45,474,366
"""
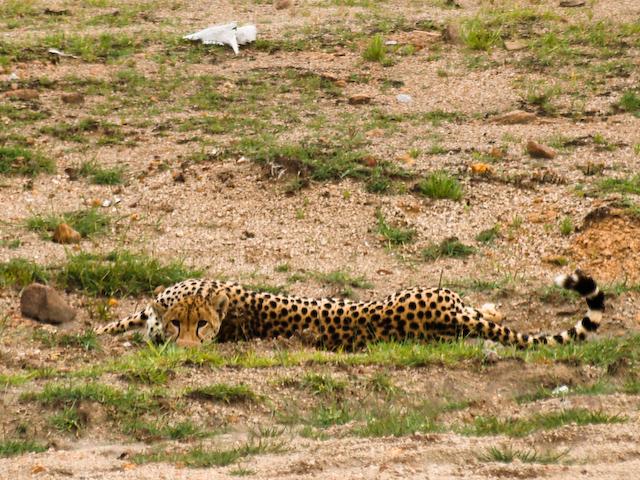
348,94,372,105
274,0,291,9
504,40,527,51
489,147,506,160
443,24,462,44
471,163,492,175
491,110,537,125
61,92,85,105
360,155,378,168
52,223,81,244
559,0,585,7
6,89,39,100
526,140,557,159
396,153,415,166
20,283,76,325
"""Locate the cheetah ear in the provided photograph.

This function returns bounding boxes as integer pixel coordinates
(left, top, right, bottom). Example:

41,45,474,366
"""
151,301,167,318
209,293,229,319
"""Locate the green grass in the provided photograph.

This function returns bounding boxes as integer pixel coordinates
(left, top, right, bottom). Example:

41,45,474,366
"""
123,419,205,441
0,258,49,288
480,446,569,464
50,406,86,433
465,409,625,437
597,175,640,195
41,118,121,143
300,373,347,395
415,171,463,200
422,237,476,261
26,208,111,238
33,330,100,351
56,250,202,297
617,90,640,116
313,270,372,295
78,160,125,185
515,381,614,404
0,146,55,176
133,440,284,468
0,439,47,457
475,225,500,244
363,34,386,63
308,402,354,428
186,383,259,404
375,209,416,246
354,403,441,437
559,217,574,236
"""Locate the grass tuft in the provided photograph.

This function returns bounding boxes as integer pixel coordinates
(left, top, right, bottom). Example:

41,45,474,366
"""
363,35,386,63
422,237,476,261
185,383,259,404
56,250,201,297
0,439,47,457
415,171,463,200
0,146,55,176
480,445,569,464
78,160,125,185
375,209,416,246
26,208,111,238
0,258,49,288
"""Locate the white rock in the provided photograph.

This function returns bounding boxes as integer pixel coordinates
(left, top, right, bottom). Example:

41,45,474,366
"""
552,385,570,396
184,22,257,55
396,94,413,103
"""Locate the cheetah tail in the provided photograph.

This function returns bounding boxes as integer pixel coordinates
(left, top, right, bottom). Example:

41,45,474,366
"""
467,269,604,348
94,310,147,335
546,269,605,343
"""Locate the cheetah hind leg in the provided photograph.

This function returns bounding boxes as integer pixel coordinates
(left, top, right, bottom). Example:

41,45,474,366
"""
478,303,503,323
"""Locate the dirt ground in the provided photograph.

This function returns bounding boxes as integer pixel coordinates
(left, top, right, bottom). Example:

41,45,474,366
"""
1,0,640,478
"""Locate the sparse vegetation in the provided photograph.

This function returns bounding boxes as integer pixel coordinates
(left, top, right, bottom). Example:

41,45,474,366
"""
0,258,49,288
415,171,463,200
422,237,476,261
186,383,259,404
26,208,111,238
0,146,54,176
375,209,416,246
78,160,125,185
480,446,569,464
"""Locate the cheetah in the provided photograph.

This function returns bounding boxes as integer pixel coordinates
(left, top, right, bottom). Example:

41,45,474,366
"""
95,269,605,350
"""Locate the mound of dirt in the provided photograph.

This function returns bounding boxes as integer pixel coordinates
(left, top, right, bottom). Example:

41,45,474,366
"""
571,214,640,283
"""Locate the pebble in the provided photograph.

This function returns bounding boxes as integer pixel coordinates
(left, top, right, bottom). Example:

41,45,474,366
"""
396,94,412,104
348,94,372,105
491,110,537,125
526,140,557,159
52,223,81,244
61,92,85,104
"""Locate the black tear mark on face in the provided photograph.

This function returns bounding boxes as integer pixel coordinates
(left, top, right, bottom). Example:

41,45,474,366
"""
196,319,208,341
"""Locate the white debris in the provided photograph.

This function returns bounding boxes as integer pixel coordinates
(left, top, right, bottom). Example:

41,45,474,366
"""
184,22,257,55
48,48,79,59
8,72,19,81
384,40,398,46
101,199,112,208
396,94,413,104
552,385,570,396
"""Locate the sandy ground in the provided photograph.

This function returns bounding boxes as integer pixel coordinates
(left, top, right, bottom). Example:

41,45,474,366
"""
1,0,640,478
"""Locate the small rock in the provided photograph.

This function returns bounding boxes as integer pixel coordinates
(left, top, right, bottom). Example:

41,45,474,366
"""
491,110,537,125
471,163,492,175
172,171,186,183
443,24,462,44
360,155,378,168
504,40,527,51
274,0,291,9
396,94,412,104
101,199,112,208
526,140,557,159
348,94,372,105
396,153,415,166
21,283,76,324
483,348,500,364
52,223,81,244
31,465,46,474
61,92,85,105
559,0,585,7
6,89,39,100
489,147,506,160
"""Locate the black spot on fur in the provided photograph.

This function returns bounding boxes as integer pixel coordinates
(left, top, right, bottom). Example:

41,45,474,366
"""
581,316,599,332
586,291,605,311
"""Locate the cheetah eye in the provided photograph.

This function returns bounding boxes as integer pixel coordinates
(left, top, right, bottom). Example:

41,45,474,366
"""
170,320,180,328
197,320,208,329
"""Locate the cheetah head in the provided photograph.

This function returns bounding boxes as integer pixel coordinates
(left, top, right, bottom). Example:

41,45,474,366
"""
152,292,229,347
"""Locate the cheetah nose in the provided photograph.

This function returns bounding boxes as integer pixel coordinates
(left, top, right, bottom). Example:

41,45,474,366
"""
176,338,200,348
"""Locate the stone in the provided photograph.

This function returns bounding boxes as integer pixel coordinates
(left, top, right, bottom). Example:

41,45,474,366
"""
52,223,81,244
491,110,537,125
20,283,76,324
559,0,585,7
471,163,492,175
526,140,557,159
504,40,527,51
348,94,372,105
396,94,412,103
274,0,291,9
396,153,415,166
443,24,462,44
6,89,39,100
61,92,84,105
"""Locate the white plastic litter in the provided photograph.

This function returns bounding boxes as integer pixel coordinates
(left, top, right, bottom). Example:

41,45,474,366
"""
184,22,257,55
48,48,79,59
396,93,413,103
552,385,570,396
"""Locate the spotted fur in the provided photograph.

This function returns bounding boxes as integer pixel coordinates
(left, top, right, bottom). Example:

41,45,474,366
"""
95,270,605,350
